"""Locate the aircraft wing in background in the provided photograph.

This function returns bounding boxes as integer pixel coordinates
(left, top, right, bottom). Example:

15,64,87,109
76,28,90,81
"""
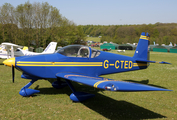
2,42,23,50
0,42,23,58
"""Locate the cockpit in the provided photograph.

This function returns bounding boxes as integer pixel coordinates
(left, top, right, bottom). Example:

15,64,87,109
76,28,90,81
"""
56,45,100,58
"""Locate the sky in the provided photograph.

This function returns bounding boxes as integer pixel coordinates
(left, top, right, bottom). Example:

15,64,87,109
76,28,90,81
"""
1,0,177,25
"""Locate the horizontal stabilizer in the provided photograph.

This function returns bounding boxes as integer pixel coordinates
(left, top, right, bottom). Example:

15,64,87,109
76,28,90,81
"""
56,72,171,92
135,59,171,64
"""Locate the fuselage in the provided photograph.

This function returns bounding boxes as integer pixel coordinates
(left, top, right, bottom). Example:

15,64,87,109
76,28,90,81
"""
14,45,148,79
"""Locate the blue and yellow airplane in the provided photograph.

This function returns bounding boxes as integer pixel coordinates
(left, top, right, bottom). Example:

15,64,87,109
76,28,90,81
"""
3,32,171,102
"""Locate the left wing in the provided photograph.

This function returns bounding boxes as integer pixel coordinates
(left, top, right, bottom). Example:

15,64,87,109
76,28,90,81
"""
56,72,171,91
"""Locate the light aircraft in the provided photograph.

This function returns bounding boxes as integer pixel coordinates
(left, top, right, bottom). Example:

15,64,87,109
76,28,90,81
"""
0,42,57,59
3,32,171,102
0,43,24,59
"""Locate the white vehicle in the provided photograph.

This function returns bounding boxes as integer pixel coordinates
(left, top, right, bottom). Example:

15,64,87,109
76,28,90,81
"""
0,42,57,59
117,49,125,52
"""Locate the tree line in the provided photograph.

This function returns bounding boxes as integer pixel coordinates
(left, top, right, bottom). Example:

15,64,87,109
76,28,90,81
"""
1,2,177,48
0,2,85,48
80,23,177,45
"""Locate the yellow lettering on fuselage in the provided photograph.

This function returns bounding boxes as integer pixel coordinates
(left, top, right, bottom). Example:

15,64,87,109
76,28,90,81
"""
103,60,133,69
124,61,128,69
120,61,124,69
115,60,119,69
104,60,109,69
129,61,133,69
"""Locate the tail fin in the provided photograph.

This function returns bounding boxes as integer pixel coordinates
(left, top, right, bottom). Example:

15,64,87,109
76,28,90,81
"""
23,46,28,51
133,32,150,61
42,42,57,54
133,32,170,64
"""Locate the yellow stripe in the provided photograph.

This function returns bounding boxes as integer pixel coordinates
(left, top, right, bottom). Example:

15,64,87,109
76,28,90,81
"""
93,79,109,88
16,64,102,67
17,61,102,64
16,61,103,67
140,35,150,41
133,63,147,67
94,80,106,88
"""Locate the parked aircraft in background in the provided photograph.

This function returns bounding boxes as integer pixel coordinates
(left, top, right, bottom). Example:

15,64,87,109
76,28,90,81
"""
0,43,24,59
3,32,171,102
0,42,57,59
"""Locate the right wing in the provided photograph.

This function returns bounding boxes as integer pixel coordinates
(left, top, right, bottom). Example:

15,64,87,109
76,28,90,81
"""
2,42,23,50
1,42,23,58
56,72,171,91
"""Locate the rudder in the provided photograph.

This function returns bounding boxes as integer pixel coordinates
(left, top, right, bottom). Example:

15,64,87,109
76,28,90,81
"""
133,32,150,61
42,42,57,54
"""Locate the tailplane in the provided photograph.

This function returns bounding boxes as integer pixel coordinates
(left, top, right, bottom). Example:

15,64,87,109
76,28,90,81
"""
42,42,57,54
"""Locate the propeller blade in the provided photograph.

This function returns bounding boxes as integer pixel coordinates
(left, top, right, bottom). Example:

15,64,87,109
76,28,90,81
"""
12,65,15,83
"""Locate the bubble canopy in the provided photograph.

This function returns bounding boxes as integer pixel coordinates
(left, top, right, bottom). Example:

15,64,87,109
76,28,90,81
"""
56,45,100,58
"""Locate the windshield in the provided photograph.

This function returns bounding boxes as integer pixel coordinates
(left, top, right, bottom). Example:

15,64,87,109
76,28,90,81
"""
56,45,100,58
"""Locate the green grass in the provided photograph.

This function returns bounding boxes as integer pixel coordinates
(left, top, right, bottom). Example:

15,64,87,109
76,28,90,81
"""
86,37,101,42
0,51,177,119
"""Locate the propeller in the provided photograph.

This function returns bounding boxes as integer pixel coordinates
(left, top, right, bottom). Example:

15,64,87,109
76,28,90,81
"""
12,65,15,83
3,57,16,83
11,46,15,83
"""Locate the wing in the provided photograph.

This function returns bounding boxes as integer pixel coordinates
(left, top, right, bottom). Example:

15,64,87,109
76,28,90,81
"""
2,42,23,50
56,72,171,91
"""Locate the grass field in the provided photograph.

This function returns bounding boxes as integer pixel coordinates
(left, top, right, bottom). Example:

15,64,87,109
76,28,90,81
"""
0,50,177,119
86,37,101,42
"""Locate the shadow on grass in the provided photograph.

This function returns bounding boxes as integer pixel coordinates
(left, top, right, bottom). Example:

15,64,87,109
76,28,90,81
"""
35,86,71,96
32,80,166,119
83,95,166,119
0,63,4,65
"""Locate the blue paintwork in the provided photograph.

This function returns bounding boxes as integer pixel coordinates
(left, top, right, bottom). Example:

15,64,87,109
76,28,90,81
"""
4,32,172,101
133,32,150,61
15,50,148,78
70,92,95,102
19,79,40,96
56,72,171,91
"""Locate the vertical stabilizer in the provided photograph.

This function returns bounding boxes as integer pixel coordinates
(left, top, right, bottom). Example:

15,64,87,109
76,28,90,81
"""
133,32,150,61
23,46,28,51
42,42,57,54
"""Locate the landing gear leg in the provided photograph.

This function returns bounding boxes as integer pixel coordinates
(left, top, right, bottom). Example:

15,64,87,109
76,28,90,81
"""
52,77,68,89
19,79,40,97
65,79,95,102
